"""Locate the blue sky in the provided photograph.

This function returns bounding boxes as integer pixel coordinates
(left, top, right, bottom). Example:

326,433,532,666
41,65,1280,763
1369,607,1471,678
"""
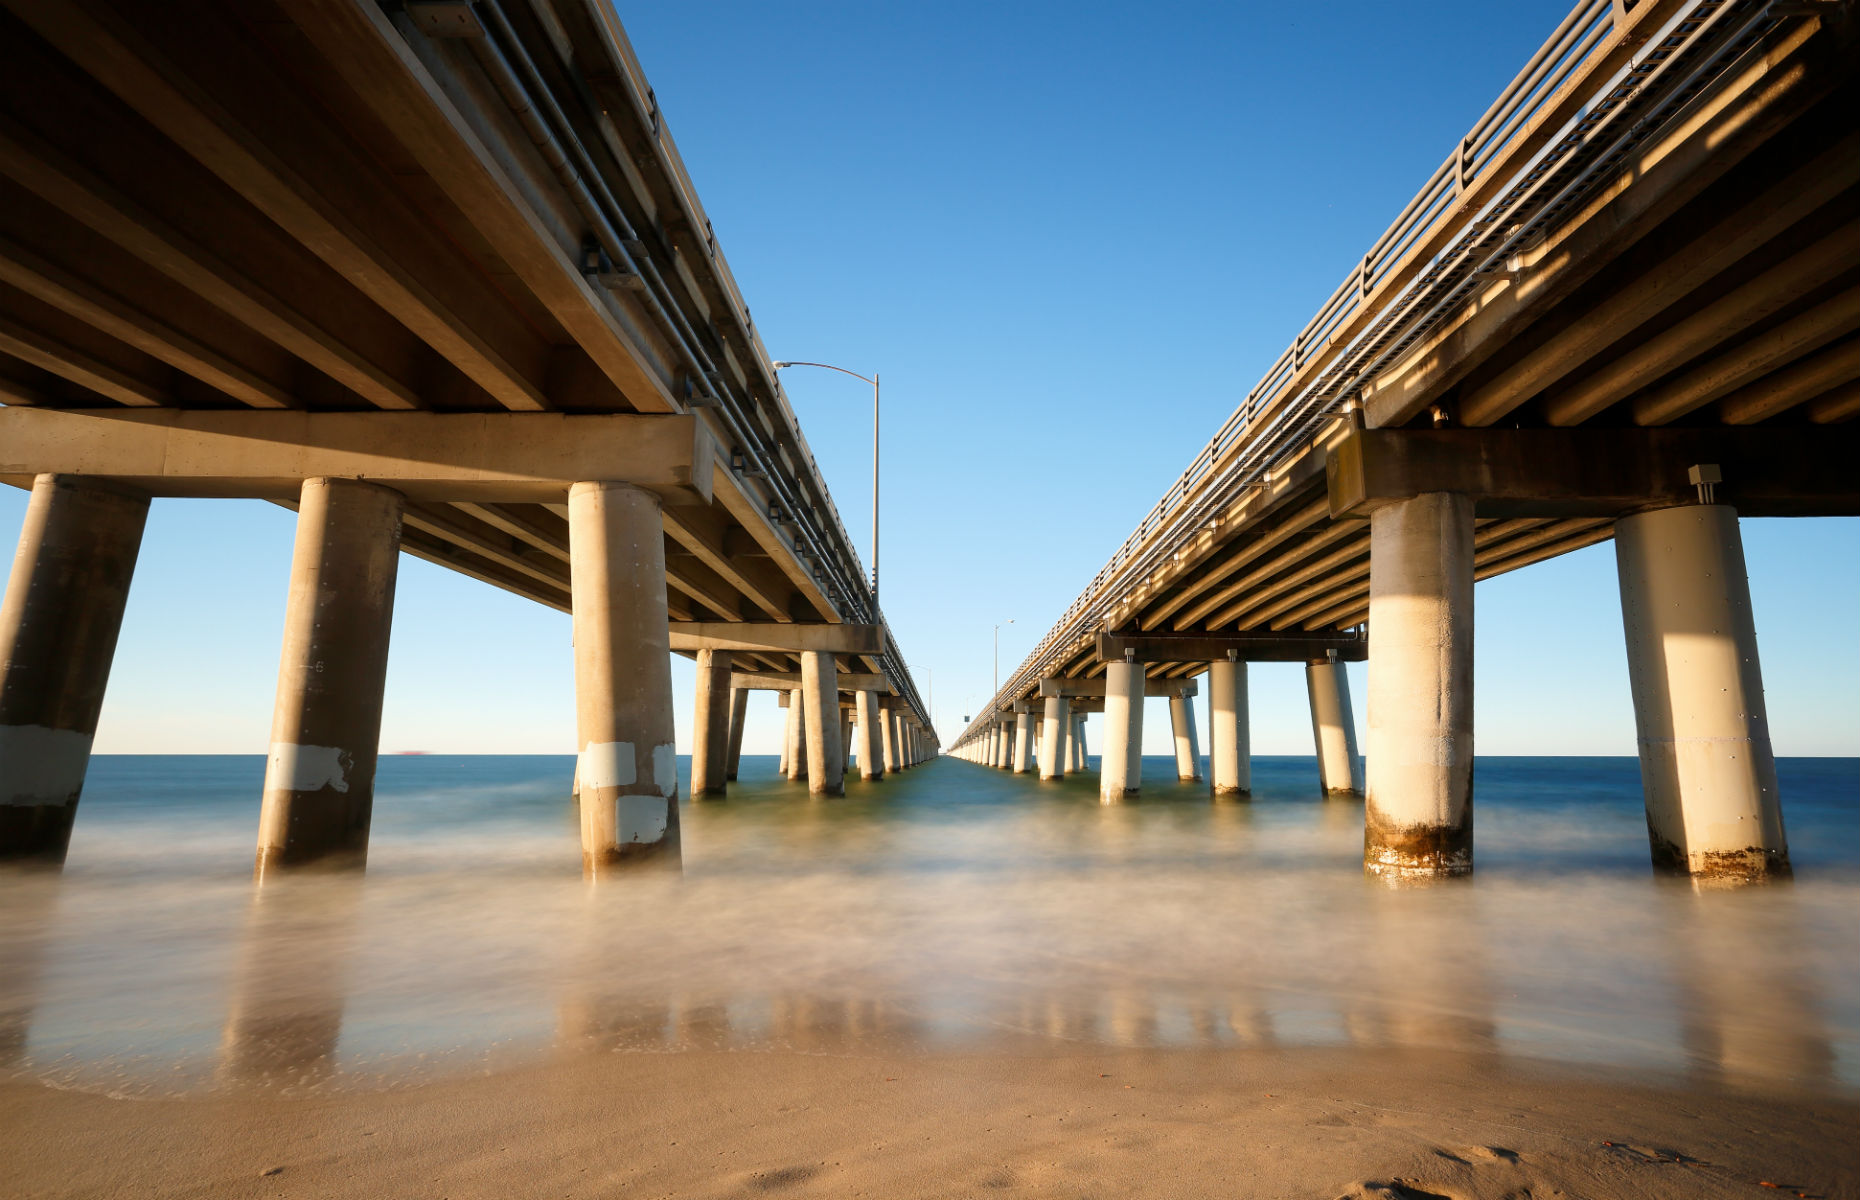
3,0,1853,757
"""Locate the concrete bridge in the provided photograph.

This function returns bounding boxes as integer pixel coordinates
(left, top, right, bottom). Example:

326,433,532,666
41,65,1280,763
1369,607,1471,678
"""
952,0,1859,884
0,0,935,877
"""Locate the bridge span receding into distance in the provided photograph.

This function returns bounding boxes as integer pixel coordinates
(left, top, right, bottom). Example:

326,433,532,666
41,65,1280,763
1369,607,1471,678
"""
0,0,937,878
951,0,1860,884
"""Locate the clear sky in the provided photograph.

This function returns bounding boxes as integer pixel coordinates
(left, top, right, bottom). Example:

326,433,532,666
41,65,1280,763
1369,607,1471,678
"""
3,0,1853,757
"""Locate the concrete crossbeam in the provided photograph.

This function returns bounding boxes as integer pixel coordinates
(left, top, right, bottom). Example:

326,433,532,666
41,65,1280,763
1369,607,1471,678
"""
1328,427,1860,520
1096,632,1367,663
1038,676,1197,699
669,623,882,655
730,670,889,692
0,408,718,504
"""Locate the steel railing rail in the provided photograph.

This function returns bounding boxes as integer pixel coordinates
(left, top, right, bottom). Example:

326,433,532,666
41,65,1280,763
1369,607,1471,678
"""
456,0,932,734
954,0,1801,748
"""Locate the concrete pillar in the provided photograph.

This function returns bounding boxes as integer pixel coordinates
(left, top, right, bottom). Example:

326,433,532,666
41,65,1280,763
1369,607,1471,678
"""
800,650,843,797
1012,711,1035,773
1100,659,1144,803
691,649,732,798
725,686,748,782
1364,492,1474,879
1207,657,1249,796
785,688,808,781
1616,504,1788,881
881,705,900,774
565,482,680,876
1038,696,1070,779
1306,654,1361,795
777,694,792,775
1072,714,1088,771
254,478,404,880
1169,692,1202,781
855,690,884,781
998,720,1014,769
0,476,148,865
839,711,853,768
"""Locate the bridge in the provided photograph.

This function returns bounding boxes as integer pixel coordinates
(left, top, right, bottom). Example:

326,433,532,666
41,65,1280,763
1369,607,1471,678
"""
0,0,936,877
951,0,1859,884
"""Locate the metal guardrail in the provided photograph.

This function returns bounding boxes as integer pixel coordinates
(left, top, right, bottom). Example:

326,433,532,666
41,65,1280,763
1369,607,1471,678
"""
957,0,1798,747
525,1,934,735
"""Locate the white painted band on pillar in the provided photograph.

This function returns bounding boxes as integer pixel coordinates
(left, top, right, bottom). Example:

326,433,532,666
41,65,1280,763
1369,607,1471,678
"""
265,741,352,795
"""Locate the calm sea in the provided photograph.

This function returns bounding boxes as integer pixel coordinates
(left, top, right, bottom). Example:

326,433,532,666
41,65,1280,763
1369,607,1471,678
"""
3,754,1855,1095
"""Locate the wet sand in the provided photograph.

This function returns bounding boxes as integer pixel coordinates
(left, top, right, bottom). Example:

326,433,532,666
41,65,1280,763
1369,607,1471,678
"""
6,1044,1857,1199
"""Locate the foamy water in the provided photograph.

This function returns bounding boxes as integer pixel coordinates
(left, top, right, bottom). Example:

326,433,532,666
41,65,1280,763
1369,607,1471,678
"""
3,754,1855,1096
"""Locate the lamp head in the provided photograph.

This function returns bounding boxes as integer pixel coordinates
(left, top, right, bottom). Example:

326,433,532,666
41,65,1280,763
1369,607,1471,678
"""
772,361,793,369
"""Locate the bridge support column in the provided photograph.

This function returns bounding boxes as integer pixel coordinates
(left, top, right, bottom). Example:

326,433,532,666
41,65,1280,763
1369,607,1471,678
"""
840,710,854,769
1207,657,1249,796
1000,720,1015,769
1012,712,1034,773
1072,714,1088,771
855,690,884,780
1364,492,1474,879
777,697,790,775
881,705,900,774
800,651,843,797
1038,696,1070,779
1307,653,1361,795
0,475,147,866
566,481,679,876
256,478,404,881
725,686,748,782
1169,692,1202,782
1100,659,1144,803
1616,503,1788,882
691,649,732,798
785,688,808,782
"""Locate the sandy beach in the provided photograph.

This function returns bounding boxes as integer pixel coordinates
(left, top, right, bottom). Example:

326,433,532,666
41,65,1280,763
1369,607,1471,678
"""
6,1043,1856,1199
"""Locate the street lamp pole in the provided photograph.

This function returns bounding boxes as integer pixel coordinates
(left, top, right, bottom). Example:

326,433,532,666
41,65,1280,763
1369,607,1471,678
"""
771,361,880,610
994,619,1014,697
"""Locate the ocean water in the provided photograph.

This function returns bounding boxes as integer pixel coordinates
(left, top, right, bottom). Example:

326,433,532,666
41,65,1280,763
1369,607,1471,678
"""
2,753,1855,1096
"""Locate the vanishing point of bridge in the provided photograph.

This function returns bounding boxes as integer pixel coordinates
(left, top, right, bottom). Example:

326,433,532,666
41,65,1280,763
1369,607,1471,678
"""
952,0,1859,884
0,0,935,877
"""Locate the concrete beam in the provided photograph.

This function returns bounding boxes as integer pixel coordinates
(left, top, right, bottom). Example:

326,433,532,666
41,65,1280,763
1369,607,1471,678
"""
1096,631,1367,664
668,623,882,655
0,407,715,504
1328,427,1860,520
731,670,889,692
1038,677,1197,699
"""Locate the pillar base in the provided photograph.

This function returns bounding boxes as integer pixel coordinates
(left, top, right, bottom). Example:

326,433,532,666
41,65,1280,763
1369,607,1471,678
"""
1363,812,1473,878
1649,832,1791,884
0,804,77,865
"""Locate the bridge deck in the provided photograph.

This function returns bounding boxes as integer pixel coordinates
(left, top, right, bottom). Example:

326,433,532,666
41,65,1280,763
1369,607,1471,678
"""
969,0,1858,730
0,0,926,710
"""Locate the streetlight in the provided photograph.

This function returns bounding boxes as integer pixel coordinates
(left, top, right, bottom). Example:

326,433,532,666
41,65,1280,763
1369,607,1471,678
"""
994,619,1014,696
771,361,880,609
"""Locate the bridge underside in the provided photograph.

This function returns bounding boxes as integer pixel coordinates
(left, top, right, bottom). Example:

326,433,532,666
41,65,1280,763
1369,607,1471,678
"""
0,0,937,876
1020,19,1859,692
0,0,903,680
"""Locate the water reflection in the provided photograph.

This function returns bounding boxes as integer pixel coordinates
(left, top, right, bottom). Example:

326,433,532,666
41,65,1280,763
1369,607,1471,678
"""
0,755,1852,1096
1667,885,1836,1090
218,880,360,1085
